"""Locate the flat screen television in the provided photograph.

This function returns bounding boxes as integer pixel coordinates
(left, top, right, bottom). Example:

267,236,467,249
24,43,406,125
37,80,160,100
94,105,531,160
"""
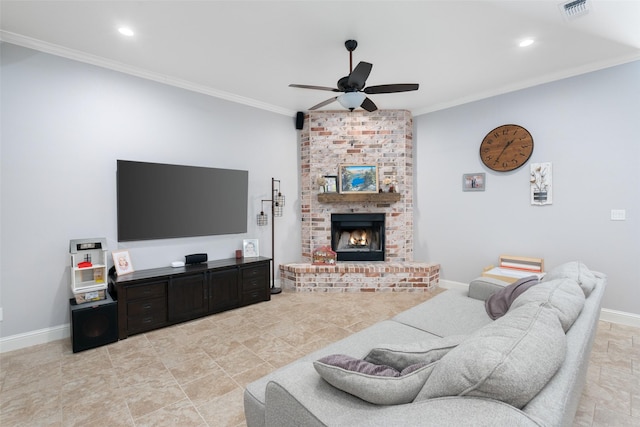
117,160,248,241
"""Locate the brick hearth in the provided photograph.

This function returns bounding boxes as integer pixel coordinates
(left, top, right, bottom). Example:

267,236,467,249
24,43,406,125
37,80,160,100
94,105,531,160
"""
282,110,439,292
281,262,440,292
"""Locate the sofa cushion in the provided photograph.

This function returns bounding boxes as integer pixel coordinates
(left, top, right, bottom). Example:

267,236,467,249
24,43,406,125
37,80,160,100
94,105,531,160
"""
485,275,539,320
415,303,567,409
313,354,436,405
364,335,466,371
542,261,597,297
511,277,585,332
468,276,510,301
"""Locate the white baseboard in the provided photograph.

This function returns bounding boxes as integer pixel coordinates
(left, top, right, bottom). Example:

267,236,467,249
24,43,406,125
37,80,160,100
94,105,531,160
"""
0,324,69,353
438,279,469,291
599,308,640,328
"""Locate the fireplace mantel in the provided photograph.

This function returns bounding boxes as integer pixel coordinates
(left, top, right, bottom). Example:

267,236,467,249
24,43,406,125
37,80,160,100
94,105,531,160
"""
318,193,401,203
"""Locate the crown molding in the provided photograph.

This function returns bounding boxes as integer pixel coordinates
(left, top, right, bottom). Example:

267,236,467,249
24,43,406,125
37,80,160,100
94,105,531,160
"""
0,31,296,117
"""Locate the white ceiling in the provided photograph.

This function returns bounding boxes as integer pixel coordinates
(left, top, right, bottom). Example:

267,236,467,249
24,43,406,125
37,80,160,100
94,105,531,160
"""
1,1,639,116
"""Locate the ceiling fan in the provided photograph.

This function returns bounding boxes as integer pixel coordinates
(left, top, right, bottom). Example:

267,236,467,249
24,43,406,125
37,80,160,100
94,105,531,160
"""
289,40,419,112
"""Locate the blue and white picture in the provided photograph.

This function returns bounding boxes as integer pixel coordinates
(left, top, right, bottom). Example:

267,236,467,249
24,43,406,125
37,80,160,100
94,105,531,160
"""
339,164,378,193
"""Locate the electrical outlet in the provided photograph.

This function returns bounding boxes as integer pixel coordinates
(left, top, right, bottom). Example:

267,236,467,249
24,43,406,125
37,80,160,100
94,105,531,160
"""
611,209,626,221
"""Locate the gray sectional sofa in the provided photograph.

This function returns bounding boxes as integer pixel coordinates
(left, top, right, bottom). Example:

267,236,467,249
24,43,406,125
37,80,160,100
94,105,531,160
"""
244,262,606,426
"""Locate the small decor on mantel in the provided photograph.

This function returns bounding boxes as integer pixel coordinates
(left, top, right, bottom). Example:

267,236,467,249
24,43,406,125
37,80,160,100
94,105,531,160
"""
316,176,327,193
313,246,337,265
381,176,398,193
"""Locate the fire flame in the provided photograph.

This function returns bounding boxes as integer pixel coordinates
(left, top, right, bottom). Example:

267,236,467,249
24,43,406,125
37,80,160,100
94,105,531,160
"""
349,230,368,246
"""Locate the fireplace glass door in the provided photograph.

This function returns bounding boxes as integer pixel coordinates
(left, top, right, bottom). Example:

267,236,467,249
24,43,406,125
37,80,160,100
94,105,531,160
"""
331,213,385,261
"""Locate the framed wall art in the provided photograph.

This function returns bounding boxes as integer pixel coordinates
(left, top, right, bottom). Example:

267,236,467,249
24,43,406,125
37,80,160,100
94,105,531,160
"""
112,249,134,275
530,162,552,205
462,173,485,192
339,164,378,193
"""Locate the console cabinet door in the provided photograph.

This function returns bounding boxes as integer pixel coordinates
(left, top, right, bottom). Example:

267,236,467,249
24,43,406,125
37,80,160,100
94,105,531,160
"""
168,273,207,322
208,269,240,313
240,262,270,306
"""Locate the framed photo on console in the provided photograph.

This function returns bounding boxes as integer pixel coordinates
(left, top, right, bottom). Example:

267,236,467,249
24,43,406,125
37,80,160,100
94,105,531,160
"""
243,239,259,258
112,249,134,275
339,164,378,193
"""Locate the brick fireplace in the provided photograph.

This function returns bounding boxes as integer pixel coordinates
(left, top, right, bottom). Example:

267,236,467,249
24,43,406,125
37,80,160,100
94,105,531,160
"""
281,110,440,292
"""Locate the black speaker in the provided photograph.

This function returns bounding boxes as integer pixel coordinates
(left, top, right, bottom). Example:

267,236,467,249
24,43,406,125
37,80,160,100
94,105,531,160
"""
69,293,118,353
185,253,208,265
295,111,305,130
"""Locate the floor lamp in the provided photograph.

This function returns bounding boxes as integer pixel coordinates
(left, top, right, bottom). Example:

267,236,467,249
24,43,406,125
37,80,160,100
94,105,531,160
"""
257,177,284,294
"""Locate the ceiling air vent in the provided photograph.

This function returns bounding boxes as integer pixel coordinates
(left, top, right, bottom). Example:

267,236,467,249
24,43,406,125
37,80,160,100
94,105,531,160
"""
561,0,591,20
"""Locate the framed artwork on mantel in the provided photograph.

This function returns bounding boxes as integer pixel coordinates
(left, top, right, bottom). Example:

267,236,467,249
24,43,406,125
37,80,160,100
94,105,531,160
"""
339,164,378,193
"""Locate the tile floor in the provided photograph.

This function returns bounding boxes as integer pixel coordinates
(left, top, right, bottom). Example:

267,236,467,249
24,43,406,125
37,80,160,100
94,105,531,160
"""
0,289,638,426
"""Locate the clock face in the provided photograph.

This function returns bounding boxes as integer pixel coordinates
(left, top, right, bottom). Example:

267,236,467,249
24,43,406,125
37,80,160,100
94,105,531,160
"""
480,124,534,172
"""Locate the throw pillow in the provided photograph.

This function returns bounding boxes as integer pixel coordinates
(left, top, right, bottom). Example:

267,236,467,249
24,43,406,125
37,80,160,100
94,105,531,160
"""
542,261,597,297
313,354,436,405
468,276,510,301
364,335,466,371
485,275,539,320
415,303,567,409
510,277,585,332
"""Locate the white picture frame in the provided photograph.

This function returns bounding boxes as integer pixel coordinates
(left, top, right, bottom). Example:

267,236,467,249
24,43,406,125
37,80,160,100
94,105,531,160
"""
462,173,485,192
243,239,259,258
530,162,553,205
112,249,134,275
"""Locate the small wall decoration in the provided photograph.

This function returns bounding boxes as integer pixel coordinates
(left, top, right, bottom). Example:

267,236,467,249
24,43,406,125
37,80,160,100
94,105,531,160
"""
112,249,134,275
339,164,378,193
530,162,552,205
243,239,259,257
462,173,485,192
312,246,337,265
324,175,338,193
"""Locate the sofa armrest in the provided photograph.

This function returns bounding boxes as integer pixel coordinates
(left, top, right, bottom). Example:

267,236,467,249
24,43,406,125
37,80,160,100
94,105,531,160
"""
468,276,509,301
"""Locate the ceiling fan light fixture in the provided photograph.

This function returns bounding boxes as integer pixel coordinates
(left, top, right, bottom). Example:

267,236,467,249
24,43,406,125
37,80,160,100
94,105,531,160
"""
337,92,366,110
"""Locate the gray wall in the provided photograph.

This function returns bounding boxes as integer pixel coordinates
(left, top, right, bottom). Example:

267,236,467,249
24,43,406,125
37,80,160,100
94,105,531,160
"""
414,60,640,315
0,43,301,338
1,42,638,343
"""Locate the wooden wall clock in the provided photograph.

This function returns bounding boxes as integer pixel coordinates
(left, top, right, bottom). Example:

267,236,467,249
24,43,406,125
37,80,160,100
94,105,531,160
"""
480,124,534,172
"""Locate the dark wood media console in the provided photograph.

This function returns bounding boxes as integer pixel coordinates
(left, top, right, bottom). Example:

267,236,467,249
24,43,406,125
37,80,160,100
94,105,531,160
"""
109,257,271,339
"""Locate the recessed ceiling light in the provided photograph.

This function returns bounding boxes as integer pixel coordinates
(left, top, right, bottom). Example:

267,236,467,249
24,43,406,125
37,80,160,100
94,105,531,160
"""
519,38,535,48
118,27,135,37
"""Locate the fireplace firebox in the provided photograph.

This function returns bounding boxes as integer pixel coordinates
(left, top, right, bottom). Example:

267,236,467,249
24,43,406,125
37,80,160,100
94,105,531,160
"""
331,213,385,261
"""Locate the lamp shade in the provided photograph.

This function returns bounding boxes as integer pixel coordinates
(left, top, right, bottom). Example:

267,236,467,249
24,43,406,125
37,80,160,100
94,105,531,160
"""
257,211,268,226
337,92,366,110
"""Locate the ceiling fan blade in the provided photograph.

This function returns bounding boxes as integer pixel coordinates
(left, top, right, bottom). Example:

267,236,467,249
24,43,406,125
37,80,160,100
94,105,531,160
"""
289,84,340,92
347,62,373,89
309,97,338,110
364,83,419,94
361,97,377,112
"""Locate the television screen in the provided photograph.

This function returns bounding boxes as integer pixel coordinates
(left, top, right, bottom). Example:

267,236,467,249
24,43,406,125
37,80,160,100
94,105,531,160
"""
117,160,248,241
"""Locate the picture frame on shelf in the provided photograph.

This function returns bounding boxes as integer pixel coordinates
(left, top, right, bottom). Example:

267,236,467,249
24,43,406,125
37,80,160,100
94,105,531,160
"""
339,164,378,194
243,239,259,258
324,175,338,193
462,173,485,192
112,249,134,275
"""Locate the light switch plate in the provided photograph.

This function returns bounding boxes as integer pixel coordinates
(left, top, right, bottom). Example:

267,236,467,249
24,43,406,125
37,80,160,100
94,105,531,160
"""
611,209,626,221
